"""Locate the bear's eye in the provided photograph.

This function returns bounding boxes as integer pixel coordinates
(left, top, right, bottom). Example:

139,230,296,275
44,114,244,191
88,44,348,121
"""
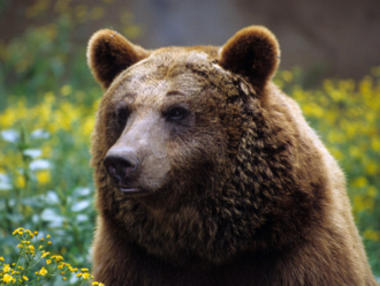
114,105,130,129
164,106,189,122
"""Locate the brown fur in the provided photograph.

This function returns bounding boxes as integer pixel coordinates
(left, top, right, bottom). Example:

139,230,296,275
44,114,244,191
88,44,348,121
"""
87,26,377,285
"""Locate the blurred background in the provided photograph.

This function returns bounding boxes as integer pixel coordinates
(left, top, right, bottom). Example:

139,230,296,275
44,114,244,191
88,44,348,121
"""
2,0,380,79
0,0,379,284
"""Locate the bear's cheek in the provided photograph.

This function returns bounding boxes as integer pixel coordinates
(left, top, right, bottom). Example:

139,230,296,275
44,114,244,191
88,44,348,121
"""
165,128,226,180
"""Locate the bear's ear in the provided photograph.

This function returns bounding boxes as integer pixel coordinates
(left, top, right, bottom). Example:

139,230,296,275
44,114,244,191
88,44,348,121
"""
87,29,149,89
219,26,280,92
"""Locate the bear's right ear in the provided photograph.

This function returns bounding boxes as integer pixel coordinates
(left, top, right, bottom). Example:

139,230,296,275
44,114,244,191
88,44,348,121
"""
219,26,280,93
87,29,149,89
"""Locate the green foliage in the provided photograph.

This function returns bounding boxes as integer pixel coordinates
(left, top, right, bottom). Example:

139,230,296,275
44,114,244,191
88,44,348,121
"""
0,90,98,284
0,16,97,110
0,2,379,283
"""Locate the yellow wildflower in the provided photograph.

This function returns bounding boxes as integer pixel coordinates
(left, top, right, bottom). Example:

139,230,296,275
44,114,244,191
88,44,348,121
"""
12,227,22,236
51,255,64,262
15,174,26,188
0,108,18,128
82,272,92,279
24,229,34,238
38,266,48,276
36,170,51,185
3,264,11,272
41,251,50,258
1,273,16,283
82,116,95,136
27,245,35,254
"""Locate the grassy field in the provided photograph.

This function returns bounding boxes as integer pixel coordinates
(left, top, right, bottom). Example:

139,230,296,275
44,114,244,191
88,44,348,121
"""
0,7,379,285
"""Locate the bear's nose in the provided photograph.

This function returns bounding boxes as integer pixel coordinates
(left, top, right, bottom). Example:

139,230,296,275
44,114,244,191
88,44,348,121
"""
103,147,139,185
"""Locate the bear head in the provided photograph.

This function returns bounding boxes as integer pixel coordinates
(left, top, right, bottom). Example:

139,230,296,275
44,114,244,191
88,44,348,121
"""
87,26,326,265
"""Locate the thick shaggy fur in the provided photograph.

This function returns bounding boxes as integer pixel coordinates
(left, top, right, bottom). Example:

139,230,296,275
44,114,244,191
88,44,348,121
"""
87,26,377,285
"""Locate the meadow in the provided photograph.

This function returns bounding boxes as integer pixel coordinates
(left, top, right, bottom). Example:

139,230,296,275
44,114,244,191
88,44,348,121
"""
0,3,379,285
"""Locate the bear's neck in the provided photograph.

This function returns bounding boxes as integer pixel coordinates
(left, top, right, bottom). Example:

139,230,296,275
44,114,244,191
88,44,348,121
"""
102,178,312,266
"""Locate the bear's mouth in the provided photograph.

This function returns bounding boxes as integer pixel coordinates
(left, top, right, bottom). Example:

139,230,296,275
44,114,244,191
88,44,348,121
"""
118,186,150,196
120,187,140,193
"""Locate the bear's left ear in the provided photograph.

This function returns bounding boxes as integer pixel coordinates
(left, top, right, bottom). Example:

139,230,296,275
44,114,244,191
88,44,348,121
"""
219,26,280,92
87,29,150,89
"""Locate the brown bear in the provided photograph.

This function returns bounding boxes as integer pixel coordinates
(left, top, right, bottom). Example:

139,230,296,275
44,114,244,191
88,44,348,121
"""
87,26,377,285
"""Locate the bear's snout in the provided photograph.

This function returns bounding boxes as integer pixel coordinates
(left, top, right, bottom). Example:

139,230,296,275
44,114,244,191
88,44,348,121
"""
104,147,139,187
